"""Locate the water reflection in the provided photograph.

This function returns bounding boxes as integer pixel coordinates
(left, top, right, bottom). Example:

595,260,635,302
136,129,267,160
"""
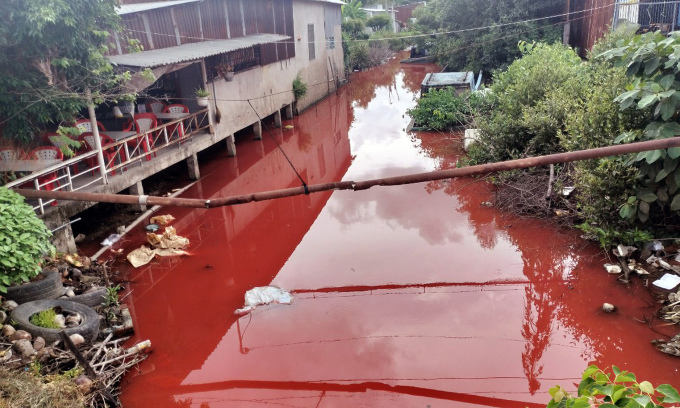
119,56,679,408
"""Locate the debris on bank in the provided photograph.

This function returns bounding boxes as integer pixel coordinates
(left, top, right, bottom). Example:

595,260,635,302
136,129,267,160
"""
0,256,150,408
600,240,680,357
127,216,190,268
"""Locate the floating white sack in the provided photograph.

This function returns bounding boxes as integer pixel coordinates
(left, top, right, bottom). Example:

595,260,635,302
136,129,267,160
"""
652,273,680,291
235,286,293,315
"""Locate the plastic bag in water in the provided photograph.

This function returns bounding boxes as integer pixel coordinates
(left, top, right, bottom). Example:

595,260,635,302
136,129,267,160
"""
235,286,293,315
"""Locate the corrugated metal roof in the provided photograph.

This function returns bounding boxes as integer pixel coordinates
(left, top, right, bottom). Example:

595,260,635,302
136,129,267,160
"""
117,0,201,15
108,33,291,68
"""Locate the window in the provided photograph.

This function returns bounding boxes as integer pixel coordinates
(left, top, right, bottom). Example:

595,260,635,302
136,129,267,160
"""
308,24,315,60
326,36,335,50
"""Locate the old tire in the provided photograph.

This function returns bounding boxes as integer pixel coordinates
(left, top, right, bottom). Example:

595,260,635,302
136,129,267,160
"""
10,299,100,343
5,270,64,304
70,288,107,308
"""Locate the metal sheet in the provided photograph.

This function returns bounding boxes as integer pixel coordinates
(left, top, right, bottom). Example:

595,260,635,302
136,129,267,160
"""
118,0,202,15
422,72,473,87
108,33,291,67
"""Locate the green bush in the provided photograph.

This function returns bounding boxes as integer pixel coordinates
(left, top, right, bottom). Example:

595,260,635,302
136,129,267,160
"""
342,19,367,39
370,30,416,52
598,31,680,227
366,14,391,31
469,43,582,164
0,187,54,293
347,41,370,71
547,365,680,407
407,88,493,130
292,74,307,100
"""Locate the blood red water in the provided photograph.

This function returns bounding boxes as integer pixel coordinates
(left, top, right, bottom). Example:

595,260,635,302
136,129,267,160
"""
112,56,679,407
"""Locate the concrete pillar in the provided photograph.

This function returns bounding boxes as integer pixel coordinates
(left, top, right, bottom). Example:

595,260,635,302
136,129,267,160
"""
274,110,282,128
129,180,147,212
44,210,77,254
187,153,200,180
253,120,262,140
284,104,294,119
226,134,236,157
256,139,265,158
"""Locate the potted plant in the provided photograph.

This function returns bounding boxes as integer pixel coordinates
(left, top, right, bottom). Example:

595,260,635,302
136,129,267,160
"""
117,93,137,115
195,88,210,107
0,187,58,300
216,64,235,81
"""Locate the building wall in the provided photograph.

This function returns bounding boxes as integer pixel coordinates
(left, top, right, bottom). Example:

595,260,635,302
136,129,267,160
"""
210,0,345,138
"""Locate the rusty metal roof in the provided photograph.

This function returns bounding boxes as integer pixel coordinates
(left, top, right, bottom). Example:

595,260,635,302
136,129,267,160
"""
108,34,291,68
117,0,202,15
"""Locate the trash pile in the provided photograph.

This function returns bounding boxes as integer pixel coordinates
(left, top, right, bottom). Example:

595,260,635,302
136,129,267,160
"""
602,241,680,357
126,215,190,267
603,242,680,286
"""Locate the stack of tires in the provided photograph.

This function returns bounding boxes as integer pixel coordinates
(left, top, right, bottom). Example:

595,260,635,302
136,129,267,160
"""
5,269,103,343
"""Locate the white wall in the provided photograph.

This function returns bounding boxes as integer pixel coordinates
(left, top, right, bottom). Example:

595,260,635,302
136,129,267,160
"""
210,0,345,138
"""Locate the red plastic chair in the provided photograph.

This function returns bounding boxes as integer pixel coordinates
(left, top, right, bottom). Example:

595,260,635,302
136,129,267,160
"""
27,146,63,191
79,132,121,175
146,101,167,114
163,104,189,139
0,148,24,161
124,113,158,159
75,119,106,134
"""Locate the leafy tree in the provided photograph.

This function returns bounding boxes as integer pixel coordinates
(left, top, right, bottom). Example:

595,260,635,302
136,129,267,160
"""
412,0,562,73
367,14,392,31
342,19,368,39
342,0,367,21
0,0,134,144
599,31,680,225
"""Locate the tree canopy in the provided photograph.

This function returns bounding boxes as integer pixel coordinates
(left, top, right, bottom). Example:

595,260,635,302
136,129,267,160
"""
413,0,563,73
0,0,124,143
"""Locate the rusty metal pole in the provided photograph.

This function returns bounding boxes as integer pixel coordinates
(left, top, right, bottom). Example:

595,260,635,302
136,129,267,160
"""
16,136,680,209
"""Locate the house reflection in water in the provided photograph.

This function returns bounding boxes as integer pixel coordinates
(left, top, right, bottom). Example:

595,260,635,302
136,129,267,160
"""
117,88,353,407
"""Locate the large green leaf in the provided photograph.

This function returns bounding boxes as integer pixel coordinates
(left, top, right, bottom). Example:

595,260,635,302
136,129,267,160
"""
638,190,658,203
657,384,680,403
671,194,680,211
645,149,663,163
669,147,680,159
638,93,658,109
620,203,636,219
659,122,680,138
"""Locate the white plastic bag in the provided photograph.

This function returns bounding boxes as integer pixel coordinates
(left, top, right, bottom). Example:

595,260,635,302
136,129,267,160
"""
235,286,293,315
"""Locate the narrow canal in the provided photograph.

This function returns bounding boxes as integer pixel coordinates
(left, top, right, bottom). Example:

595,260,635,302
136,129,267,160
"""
110,56,679,407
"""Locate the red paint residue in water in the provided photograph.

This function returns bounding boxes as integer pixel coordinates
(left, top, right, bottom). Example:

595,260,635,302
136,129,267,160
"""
114,56,679,408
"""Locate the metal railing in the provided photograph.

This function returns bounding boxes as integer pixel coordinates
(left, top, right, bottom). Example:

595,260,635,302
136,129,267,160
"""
4,109,210,214
613,0,680,33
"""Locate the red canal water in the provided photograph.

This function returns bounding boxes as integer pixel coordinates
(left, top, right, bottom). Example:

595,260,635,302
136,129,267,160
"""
107,56,680,407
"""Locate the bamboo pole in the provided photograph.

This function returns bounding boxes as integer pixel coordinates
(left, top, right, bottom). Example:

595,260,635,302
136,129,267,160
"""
16,136,680,209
